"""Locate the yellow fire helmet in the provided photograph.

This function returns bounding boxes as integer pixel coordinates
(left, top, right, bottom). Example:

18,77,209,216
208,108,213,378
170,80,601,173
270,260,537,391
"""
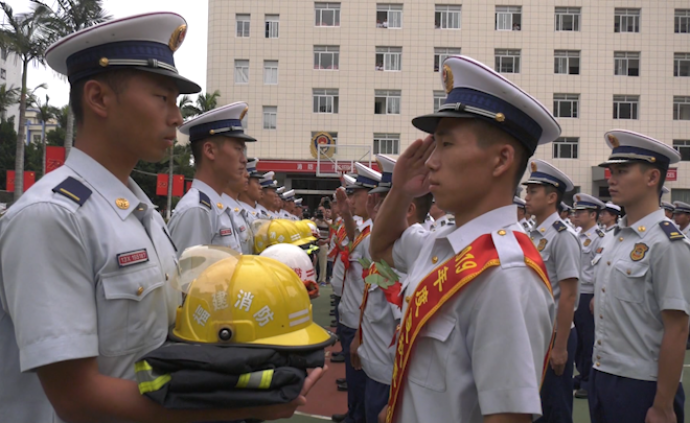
251,218,272,254
171,252,334,350
295,220,318,244
172,245,241,292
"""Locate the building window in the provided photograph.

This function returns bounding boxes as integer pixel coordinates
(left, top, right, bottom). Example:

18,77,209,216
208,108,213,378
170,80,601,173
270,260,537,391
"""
0,69,5,80
435,5,461,29
433,91,447,112
376,4,403,28
674,53,690,76
375,47,402,71
613,95,639,120
614,51,640,76
313,89,339,114
236,14,250,37
676,9,690,33
553,137,579,159
373,134,400,155
673,140,690,161
434,48,462,72
674,96,690,120
555,7,580,31
374,90,401,115
314,46,340,70
315,2,340,27
553,94,579,118
554,50,580,75
234,60,249,84
263,106,277,129
614,8,640,33
495,6,521,31
495,49,521,73
32,134,41,143
264,61,278,85
265,15,279,38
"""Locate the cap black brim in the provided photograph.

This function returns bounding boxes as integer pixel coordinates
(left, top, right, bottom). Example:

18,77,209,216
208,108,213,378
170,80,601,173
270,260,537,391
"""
411,111,475,134
133,66,201,95
218,132,257,142
369,187,391,194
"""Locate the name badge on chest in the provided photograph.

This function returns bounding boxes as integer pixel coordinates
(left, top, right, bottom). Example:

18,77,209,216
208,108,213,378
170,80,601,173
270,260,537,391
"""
220,228,233,237
117,249,149,268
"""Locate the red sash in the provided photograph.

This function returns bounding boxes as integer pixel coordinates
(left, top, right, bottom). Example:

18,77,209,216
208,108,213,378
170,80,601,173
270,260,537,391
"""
341,225,371,284
328,225,347,259
357,263,379,343
386,232,552,423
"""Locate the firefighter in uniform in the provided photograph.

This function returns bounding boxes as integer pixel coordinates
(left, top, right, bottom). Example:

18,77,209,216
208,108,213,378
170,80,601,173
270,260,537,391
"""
370,55,557,423
599,202,621,234
590,130,690,423
168,101,256,255
672,201,690,236
238,158,264,223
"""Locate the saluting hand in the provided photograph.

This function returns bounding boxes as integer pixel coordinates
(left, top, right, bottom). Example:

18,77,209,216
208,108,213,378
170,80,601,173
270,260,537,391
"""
392,135,435,198
335,188,350,215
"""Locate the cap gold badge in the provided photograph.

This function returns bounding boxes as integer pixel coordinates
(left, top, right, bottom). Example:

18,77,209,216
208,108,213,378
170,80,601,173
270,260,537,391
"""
239,106,249,121
630,242,648,262
115,198,129,210
607,134,620,148
169,24,187,52
442,64,454,94
531,162,538,173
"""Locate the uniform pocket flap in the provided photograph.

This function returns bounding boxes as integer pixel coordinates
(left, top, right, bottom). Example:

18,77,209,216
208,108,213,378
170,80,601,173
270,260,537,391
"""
614,260,649,278
102,265,164,302
420,313,456,342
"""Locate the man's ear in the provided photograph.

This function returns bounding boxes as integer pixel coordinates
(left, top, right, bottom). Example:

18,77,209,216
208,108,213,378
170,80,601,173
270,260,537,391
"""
202,140,218,163
407,202,416,220
82,80,113,119
491,143,516,179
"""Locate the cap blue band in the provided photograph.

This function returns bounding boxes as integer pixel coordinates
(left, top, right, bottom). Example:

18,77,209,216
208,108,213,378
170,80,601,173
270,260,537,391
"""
261,180,276,187
675,206,690,213
527,171,566,192
605,206,622,214
381,173,392,184
445,88,543,149
189,119,246,142
575,201,601,210
66,41,176,84
353,175,379,188
609,145,671,167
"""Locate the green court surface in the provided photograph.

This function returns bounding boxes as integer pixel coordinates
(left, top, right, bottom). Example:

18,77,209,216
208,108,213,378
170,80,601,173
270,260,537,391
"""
279,284,690,423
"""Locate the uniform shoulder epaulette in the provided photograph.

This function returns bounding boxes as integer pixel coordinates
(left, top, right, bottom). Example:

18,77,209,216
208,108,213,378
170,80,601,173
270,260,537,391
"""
659,221,685,241
553,220,567,232
198,191,212,209
51,176,92,207
596,229,605,238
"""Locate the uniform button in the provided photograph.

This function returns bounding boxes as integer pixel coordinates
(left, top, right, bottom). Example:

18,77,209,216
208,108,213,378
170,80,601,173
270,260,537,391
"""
599,315,603,319
619,237,624,242
597,355,601,360
165,273,169,281
607,261,611,265
136,286,144,296
596,362,600,367
597,340,602,345
497,229,506,236
626,270,631,275
602,287,606,293
405,296,411,304
431,256,439,264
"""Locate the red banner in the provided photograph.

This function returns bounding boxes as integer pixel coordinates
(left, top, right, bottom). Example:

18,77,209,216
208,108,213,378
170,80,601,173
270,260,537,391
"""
605,167,677,181
157,174,185,197
45,146,65,174
186,181,192,193
6,171,36,192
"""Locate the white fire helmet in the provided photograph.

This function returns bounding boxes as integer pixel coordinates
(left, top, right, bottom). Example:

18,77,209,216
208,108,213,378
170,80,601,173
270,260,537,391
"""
260,243,319,299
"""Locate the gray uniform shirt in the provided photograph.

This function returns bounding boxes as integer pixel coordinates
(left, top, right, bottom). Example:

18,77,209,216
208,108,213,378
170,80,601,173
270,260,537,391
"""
239,200,261,225
223,194,253,255
577,226,606,294
592,210,690,381
0,149,179,423
338,218,372,329
529,212,581,313
168,179,240,256
391,205,555,423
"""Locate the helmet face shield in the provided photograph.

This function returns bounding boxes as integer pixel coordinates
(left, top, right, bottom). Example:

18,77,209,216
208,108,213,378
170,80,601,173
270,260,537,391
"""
171,252,334,350
172,245,241,294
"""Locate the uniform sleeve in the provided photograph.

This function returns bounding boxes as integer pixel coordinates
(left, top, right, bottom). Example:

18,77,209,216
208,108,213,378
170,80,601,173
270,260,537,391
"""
470,266,553,416
552,232,581,282
0,203,98,372
651,240,690,315
392,225,430,273
167,207,213,257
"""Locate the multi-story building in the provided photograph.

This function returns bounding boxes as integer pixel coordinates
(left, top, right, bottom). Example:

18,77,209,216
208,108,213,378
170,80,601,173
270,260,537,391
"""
0,47,23,133
207,0,690,206
24,108,58,145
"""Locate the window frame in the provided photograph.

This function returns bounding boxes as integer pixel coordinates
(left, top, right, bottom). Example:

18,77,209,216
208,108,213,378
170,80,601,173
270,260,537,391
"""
234,59,250,84
236,14,251,38
674,53,690,77
263,106,277,130
495,49,521,74
555,7,581,31
433,91,447,113
553,93,580,118
374,90,401,115
613,95,640,120
375,46,402,71
495,6,522,31
676,9,690,33
614,8,640,33
315,2,341,27
376,4,403,29
434,47,462,72
435,4,462,30
263,60,278,85
314,46,340,70
552,137,579,159
673,96,690,120
614,51,640,76
373,133,400,155
554,50,580,75
313,89,340,114
265,15,279,38
673,139,690,161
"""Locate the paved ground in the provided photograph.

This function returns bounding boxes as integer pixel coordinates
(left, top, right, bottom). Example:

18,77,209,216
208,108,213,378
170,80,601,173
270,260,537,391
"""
277,284,690,423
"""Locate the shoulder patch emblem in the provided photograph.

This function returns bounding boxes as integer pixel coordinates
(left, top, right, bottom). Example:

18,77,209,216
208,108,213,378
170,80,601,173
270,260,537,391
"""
584,238,592,247
553,220,567,232
537,238,548,252
596,229,605,238
198,192,212,209
659,221,685,241
630,243,649,261
596,247,604,254
52,177,92,206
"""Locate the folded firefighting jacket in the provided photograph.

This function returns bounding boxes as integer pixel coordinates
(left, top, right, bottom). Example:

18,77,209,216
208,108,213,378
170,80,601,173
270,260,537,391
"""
135,343,325,409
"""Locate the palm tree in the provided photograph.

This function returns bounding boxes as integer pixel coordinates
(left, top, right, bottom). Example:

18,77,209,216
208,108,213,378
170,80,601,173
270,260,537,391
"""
0,83,19,121
31,0,111,159
0,3,50,199
35,94,59,177
182,90,222,116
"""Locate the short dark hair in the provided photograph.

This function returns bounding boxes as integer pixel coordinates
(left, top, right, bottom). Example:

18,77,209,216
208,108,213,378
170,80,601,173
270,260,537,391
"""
413,193,434,224
69,69,137,125
544,185,564,209
191,136,226,168
472,120,529,191
637,162,667,195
